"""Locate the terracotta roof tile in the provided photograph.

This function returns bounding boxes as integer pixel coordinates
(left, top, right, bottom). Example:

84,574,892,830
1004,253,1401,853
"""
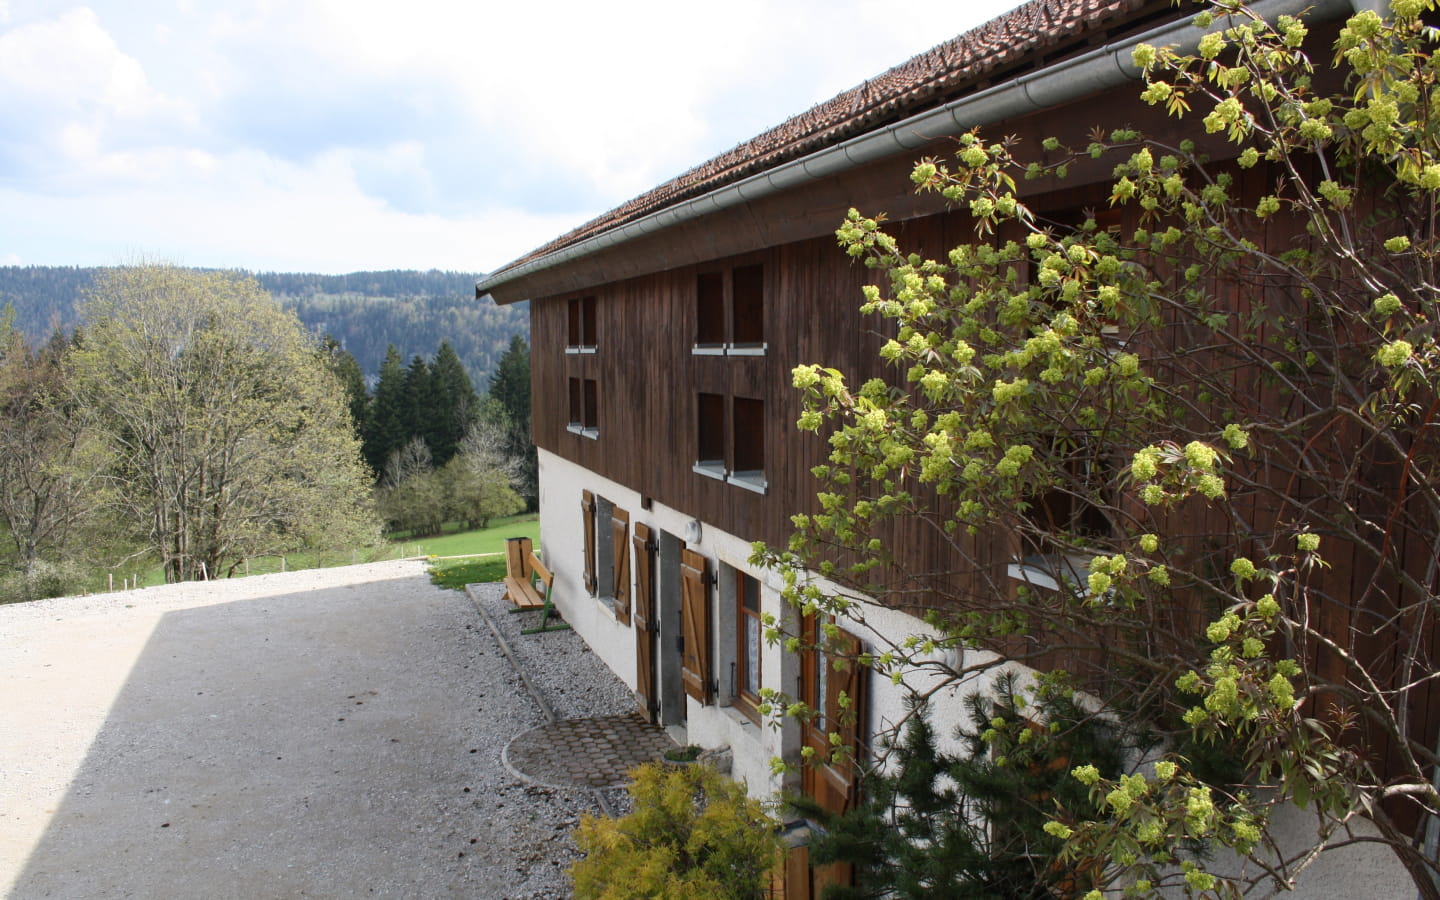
493,0,1154,277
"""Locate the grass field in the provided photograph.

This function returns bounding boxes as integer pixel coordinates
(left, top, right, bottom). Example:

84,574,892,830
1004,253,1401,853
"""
406,515,539,558
130,514,539,588
428,555,509,590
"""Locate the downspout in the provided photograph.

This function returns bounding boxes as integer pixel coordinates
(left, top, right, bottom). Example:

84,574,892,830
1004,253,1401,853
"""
477,0,1355,297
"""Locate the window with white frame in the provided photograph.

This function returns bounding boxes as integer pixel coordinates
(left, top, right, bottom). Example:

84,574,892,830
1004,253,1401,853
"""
692,393,766,493
566,296,597,352
694,392,727,480
1008,435,1114,599
734,571,763,722
693,263,766,356
567,377,599,439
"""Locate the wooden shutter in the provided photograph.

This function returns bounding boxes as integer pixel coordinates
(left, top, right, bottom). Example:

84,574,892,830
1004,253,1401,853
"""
611,506,630,624
680,548,712,704
828,629,865,783
801,618,866,816
632,523,657,722
581,491,596,595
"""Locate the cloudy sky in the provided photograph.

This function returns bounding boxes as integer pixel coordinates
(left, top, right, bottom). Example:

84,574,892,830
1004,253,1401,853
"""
0,0,1026,275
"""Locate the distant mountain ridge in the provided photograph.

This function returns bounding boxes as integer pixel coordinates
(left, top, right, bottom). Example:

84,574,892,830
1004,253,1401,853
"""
0,265,526,386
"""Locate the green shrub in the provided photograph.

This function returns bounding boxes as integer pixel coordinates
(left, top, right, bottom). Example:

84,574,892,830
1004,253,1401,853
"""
572,762,783,900
0,559,92,604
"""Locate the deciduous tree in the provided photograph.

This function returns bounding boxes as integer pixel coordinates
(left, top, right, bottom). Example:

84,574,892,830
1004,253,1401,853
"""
758,1,1440,894
70,265,379,583
0,312,106,594
446,419,524,529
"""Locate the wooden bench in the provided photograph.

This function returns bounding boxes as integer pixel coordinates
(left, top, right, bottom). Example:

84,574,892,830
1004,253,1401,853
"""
503,537,569,634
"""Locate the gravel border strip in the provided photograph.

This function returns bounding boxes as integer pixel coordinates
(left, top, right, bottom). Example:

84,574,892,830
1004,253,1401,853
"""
466,585,623,818
465,582,558,724
462,581,639,816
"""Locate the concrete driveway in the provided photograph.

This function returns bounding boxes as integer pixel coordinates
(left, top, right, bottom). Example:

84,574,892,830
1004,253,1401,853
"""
0,561,597,899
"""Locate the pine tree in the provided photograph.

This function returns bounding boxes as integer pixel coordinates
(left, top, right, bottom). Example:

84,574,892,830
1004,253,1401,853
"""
794,673,1131,899
364,344,407,476
488,335,530,429
322,334,369,441
429,340,477,466
486,335,536,508
402,353,442,463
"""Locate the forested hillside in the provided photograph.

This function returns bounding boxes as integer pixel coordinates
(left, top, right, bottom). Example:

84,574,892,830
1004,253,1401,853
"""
0,266,525,385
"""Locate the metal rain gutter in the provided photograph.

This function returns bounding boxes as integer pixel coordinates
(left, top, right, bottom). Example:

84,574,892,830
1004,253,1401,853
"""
476,0,1357,298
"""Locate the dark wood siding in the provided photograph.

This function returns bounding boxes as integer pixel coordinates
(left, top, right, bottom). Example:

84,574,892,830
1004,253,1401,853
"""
533,231,900,553
526,48,1436,808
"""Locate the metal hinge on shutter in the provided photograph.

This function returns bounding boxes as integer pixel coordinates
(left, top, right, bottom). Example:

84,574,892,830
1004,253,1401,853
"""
645,539,658,553
702,571,717,587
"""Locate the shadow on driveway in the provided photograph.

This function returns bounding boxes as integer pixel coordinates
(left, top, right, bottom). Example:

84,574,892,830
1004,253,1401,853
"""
4,568,581,899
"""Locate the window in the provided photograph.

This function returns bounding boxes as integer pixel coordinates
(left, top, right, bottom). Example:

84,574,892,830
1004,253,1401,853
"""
584,380,599,435
1032,205,1126,340
731,264,764,348
695,273,726,351
692,393,766,492
695,392,727,479
567,377,599,438
692,263,765,355
731,396,766,492
566,296,597,352
1008,436,1114,599
734,572,762,722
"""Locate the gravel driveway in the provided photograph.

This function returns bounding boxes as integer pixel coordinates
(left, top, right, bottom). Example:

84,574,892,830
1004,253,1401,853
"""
0,560,635,899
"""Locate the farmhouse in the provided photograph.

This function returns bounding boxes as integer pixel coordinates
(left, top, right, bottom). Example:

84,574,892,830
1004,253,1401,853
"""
479,0,1426,893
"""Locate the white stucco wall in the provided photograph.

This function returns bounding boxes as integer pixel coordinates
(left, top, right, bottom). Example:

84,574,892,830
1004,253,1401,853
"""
535,448,793,795
535,448,1414,897
535,449,998,797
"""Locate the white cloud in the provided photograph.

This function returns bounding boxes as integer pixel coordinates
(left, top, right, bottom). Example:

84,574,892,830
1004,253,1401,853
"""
0,144,579,273
0,7,196,189
166,0,1028,207
0,0,1028,274
0,9,172,119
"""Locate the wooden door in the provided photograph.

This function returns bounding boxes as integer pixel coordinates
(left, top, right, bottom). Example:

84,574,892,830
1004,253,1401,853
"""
632,523,658,722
